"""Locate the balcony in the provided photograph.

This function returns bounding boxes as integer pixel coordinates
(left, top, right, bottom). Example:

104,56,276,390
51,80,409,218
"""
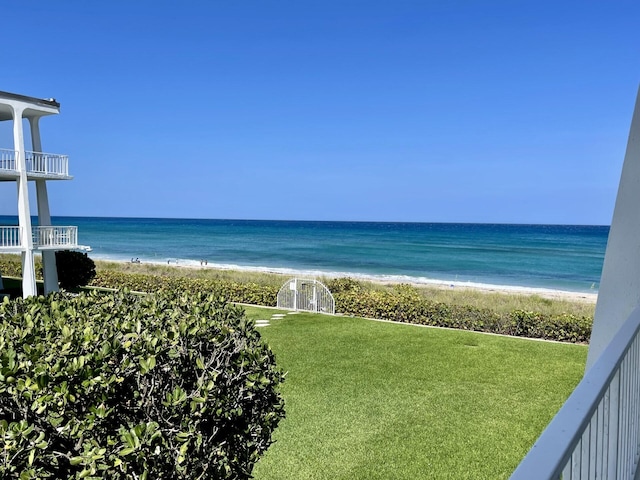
0,226,79,251
0,148,71,179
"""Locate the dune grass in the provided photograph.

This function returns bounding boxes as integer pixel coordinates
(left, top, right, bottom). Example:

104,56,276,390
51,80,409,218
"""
244,306,587,480
408,287,595,317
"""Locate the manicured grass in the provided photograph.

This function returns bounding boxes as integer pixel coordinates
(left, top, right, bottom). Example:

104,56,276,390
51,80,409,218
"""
243,306,587,480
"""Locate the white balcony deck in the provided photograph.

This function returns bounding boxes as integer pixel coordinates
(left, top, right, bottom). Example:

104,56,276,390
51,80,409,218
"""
0,148,71,179
0,226,80,251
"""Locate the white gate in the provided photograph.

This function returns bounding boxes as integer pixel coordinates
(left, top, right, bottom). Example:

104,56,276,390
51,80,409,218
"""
277,278,335,314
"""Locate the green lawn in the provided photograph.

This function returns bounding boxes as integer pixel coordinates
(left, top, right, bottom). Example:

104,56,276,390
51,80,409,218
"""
243,306,587,480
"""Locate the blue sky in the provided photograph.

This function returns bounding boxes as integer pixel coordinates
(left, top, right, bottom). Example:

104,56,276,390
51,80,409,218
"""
1,0,638,224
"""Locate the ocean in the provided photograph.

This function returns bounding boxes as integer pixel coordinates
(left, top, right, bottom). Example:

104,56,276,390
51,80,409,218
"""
0,216,607,294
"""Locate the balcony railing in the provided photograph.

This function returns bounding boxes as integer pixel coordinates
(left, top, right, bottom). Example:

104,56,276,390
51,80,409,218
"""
0,226,21,248
32,226,77,249
25,151,69,176
511,306,640,479
0,148,17,172
0,149,69,177
0,226,79,250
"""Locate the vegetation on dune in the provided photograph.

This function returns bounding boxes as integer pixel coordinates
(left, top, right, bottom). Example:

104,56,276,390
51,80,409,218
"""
88,267,593,343
0,254,595,342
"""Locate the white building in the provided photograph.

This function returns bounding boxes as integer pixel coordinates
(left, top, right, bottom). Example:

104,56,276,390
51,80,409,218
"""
0,90,86,297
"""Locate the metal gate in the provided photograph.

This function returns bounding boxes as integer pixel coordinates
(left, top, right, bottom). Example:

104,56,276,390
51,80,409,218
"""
277,278,335,314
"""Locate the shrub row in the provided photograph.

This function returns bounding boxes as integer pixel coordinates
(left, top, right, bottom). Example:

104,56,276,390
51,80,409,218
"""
92,271,591,343
0,290,285,479
89,271,278,307
328,282,592,343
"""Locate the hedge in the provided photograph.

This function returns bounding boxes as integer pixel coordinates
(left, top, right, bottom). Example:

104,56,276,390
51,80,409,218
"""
0,290,285,479
329,284,592,343
89,271,278,307
90,272,592,343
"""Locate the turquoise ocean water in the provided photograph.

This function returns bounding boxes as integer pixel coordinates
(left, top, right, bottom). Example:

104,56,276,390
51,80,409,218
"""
1,216,609,293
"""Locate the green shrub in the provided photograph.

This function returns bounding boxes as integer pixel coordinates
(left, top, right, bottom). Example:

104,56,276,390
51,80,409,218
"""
323,277,363,294
55,251,96,290
89,271,278,306
333,288,591,343
0,290,285,479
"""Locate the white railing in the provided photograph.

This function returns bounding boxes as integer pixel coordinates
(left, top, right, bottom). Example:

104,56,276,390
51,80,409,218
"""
511,306,640,479
25,150,69,176
32,226,78,249
0,148,17,172
0,149,69,176
0,226,21,248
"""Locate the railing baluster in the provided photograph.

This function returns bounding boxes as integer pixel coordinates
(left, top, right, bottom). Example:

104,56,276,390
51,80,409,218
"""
572,445,581,478
581,426,590,477
602,388,610,478
619,361,626,479
589,411,598,479
608,370,620,479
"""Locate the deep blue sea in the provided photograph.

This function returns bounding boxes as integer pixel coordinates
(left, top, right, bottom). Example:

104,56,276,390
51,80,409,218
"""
1,216,609,293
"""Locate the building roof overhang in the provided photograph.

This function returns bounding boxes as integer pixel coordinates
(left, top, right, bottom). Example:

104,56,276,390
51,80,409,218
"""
0,91,60,121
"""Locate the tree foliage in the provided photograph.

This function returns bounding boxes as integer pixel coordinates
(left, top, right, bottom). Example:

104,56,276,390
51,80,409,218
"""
55,251,96,290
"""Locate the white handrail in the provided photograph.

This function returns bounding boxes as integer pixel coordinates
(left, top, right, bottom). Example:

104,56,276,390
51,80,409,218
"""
0,226,21,247
32,226,78,248
0,148,17,172
25,150,69,176
511,306,640,479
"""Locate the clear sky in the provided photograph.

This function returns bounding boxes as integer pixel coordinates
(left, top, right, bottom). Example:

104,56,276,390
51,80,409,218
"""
1,1,638,224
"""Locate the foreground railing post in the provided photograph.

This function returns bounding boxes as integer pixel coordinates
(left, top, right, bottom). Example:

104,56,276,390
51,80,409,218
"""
609,370,620,478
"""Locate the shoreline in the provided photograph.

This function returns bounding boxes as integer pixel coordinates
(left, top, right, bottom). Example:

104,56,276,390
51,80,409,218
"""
96,256,598,305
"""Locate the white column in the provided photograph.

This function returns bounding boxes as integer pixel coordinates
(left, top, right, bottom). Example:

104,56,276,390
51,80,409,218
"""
13,108,37,297
30,117,59,294
587,85,640,370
